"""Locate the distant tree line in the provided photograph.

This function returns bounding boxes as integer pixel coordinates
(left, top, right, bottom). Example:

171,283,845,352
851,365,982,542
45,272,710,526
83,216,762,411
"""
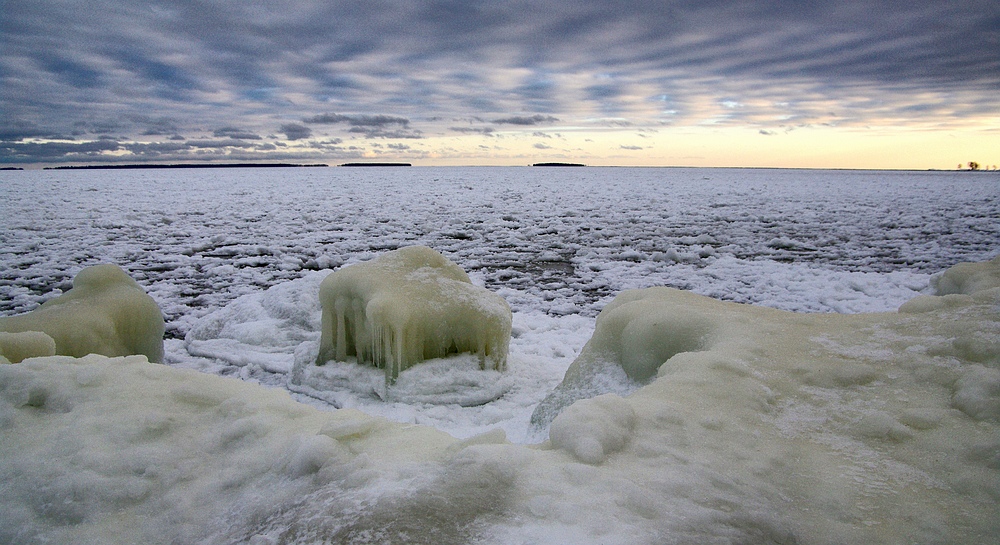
958,161,997,171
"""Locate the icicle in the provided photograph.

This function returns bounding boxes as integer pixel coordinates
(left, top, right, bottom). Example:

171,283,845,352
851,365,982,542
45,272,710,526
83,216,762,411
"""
315,246,512,388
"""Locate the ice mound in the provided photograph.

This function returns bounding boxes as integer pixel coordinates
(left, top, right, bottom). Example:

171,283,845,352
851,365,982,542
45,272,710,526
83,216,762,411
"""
314,246,511,382
182,269,515,410
532,286,744,426
0,353,478,544
931,254,1000,295
0,264,164,362
0,331,56,363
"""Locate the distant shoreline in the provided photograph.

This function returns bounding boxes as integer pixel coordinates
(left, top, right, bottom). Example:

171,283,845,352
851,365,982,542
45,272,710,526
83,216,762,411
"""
338,162,412,167
2,163,990,172
42,163,329,170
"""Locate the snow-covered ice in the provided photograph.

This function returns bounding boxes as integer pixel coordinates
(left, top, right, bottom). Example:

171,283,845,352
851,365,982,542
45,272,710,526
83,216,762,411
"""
0,263,164,363
1,166,998,544
312,245,511,381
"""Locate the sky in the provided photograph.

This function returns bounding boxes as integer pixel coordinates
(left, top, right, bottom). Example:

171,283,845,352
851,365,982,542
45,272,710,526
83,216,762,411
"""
2,0,998,169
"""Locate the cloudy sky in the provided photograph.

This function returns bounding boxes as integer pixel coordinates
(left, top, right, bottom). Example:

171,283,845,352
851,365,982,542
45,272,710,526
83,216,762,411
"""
2,1,998,168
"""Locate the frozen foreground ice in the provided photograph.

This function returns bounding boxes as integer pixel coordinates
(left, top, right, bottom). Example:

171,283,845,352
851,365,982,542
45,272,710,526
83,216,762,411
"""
1,167,999,543
2,256,999,544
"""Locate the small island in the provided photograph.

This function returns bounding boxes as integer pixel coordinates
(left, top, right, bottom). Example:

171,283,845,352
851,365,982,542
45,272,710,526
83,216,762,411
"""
339,162,412,167
532,162,585,167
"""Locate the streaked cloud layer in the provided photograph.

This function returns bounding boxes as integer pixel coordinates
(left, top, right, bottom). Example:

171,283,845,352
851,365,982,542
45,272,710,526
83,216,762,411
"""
2,1,998,168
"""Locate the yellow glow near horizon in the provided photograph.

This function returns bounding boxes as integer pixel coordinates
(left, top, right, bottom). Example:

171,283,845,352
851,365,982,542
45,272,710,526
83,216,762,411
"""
404,123,1000,170
11,120,998,171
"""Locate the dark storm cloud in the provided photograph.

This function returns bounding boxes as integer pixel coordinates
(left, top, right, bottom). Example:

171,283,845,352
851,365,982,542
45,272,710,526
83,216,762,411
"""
492,115,560,126
303,113,421,139
213,127,262,140
303,113,411,128
132,116,182,136
1,139,123,162
280,123,312,141
348,127,424,139
1,0,997,165
450,127,496,136
0,121,67,142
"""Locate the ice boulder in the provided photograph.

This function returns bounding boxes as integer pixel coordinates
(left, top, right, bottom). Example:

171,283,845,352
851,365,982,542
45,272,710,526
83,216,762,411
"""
0,331,56,363
532,287,736,426
931,254,1000,295
315,246,511,382
0,264,164,363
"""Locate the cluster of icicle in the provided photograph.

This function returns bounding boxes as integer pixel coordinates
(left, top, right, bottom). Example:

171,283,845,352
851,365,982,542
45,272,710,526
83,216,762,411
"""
315,246,511,383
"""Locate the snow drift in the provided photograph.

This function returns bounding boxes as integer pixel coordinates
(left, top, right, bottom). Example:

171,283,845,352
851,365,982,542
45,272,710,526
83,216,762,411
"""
0,264,164,363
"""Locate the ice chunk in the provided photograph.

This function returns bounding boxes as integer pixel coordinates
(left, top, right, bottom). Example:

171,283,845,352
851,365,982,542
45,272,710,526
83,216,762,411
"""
532,287,728,426
0,264,164,362
314,246,511,382
0,331,56,363
931,254,1000,295
184,270,328,374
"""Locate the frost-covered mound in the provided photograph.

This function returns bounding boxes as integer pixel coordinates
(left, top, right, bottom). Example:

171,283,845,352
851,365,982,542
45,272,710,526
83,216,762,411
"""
932,254,1000,295
183,271,327,375
182,254,518,413
313,245,511,380
2,259,999,544
0,264,164,363
532,286,742,427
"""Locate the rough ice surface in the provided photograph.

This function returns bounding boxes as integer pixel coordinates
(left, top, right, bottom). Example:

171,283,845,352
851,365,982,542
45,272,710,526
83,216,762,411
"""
2,167,999,543
4,168,995,334
313,245,511,382
0,264,164,362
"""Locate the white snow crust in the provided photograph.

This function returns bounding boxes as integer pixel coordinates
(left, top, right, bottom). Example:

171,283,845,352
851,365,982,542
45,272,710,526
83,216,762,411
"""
1,167,999,543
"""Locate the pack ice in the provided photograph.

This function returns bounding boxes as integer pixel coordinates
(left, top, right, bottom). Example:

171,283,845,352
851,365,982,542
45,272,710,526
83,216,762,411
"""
1,257,998,544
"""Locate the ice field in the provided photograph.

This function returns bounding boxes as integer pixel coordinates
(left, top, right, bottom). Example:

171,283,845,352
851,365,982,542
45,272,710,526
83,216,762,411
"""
1,167,999,544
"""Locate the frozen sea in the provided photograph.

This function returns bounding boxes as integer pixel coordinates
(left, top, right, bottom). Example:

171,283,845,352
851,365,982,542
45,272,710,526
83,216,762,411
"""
3,166,996,437
3,167,997,325
1,166,998,544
